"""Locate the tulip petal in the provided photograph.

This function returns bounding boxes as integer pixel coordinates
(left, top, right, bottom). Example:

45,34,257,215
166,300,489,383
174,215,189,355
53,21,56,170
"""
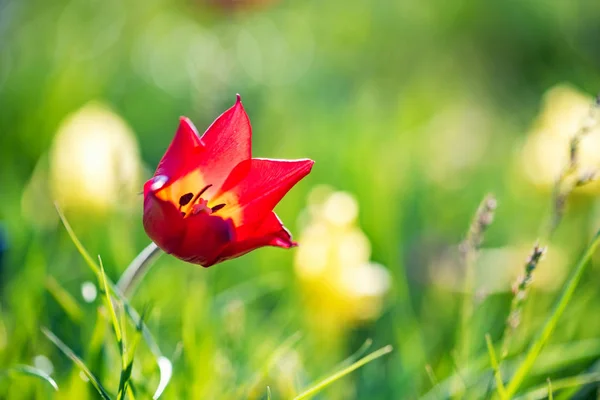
198,95,252,190
214,158,314,226
143,190,186,254
176,213,236,267
208,212,295,266
155,117,205,181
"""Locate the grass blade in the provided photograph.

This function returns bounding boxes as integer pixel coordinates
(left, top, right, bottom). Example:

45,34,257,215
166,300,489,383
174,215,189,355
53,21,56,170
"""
55,204,171,395
98,256,123,351
293,345,393,400
153,356,173,399
42,327,112,400
420,337,600,400
239,331,303,397
514,372,600,400
0,365,58,391
119,306,149,400
485,334,507,399
505,230,600,397
54,203,100,277
98,256,128,400
335,338,373,370
55,204,161,354
45,276,84,323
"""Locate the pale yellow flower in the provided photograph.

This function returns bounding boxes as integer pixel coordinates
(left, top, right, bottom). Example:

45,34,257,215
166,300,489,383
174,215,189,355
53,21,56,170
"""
295,186,391,332
521,84,600,193
48,102,142,212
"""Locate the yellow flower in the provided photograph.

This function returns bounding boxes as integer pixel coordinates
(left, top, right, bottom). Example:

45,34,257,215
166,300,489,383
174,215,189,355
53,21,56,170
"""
521,84,600,193
48,102,142,212
295,186,390,332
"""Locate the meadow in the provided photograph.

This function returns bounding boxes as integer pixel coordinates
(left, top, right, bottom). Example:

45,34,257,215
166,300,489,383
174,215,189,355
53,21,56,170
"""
2,0,600,398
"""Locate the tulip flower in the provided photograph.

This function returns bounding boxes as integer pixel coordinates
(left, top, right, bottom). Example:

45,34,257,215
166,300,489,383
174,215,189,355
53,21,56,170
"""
143,95,314,267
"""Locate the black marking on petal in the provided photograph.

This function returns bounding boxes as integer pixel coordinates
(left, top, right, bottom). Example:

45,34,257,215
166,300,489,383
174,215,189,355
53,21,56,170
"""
179,193,194,206
197,184,212,198
211,203,226,213
190,184,213,206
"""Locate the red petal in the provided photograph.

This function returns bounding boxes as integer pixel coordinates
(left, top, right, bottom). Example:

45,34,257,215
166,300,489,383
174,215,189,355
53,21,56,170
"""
214,158,314,227
144,179,236,267
207,212,295,266
143,189,186,254
175,213,236,267
154,117,205,182
197,95,252,190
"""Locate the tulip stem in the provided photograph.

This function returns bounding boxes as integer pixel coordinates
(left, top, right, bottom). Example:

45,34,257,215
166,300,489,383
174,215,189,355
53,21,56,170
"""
117,242,162,297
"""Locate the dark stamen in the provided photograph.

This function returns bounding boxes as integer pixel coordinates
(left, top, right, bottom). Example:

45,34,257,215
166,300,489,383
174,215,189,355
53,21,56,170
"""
189,184,213,207
211,203,226,213
179,192,194,207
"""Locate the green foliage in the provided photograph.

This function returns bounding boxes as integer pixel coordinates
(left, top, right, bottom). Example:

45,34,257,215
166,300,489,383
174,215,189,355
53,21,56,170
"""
2,0,600,398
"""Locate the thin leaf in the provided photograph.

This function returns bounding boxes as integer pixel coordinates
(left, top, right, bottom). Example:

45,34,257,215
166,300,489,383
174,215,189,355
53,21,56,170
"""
98,256,123,351
153,356,173,400
98,256,128,400
0,365,58,391
55,204,170,396
420,338,600,400
41,327,112,400
127,384,137,400
514,372,600,400
425,364,441,400
293,345,393,400
45,276,84,323
505,230,600,397
335,338,373,370
213,272,285,310
425,364,438,387
55,204,161,354
54,203,101,277
119,305,149,400
240,331,303,397
485,334,507,399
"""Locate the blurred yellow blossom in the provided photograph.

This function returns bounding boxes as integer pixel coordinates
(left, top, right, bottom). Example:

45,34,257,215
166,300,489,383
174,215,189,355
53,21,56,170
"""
295,186,391,334
520,84,600,193
48,102,142,212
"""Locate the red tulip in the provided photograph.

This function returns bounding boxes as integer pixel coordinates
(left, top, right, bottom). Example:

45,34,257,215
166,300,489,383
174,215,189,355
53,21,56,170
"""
143,95,314,267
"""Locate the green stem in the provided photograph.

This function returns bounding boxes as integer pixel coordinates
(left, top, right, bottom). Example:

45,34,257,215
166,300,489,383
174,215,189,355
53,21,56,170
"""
505,230,600,397
485,334,507,399
293,345,393,400
117,242,162,297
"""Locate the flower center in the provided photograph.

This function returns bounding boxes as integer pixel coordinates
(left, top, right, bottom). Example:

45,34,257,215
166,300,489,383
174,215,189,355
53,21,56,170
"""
178,184,226,217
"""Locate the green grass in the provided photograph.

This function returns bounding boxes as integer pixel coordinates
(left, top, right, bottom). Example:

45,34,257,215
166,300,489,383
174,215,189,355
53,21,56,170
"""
3,0,600,398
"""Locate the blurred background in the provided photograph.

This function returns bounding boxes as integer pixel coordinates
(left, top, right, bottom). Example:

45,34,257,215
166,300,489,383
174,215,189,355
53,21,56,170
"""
2,0,600,398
